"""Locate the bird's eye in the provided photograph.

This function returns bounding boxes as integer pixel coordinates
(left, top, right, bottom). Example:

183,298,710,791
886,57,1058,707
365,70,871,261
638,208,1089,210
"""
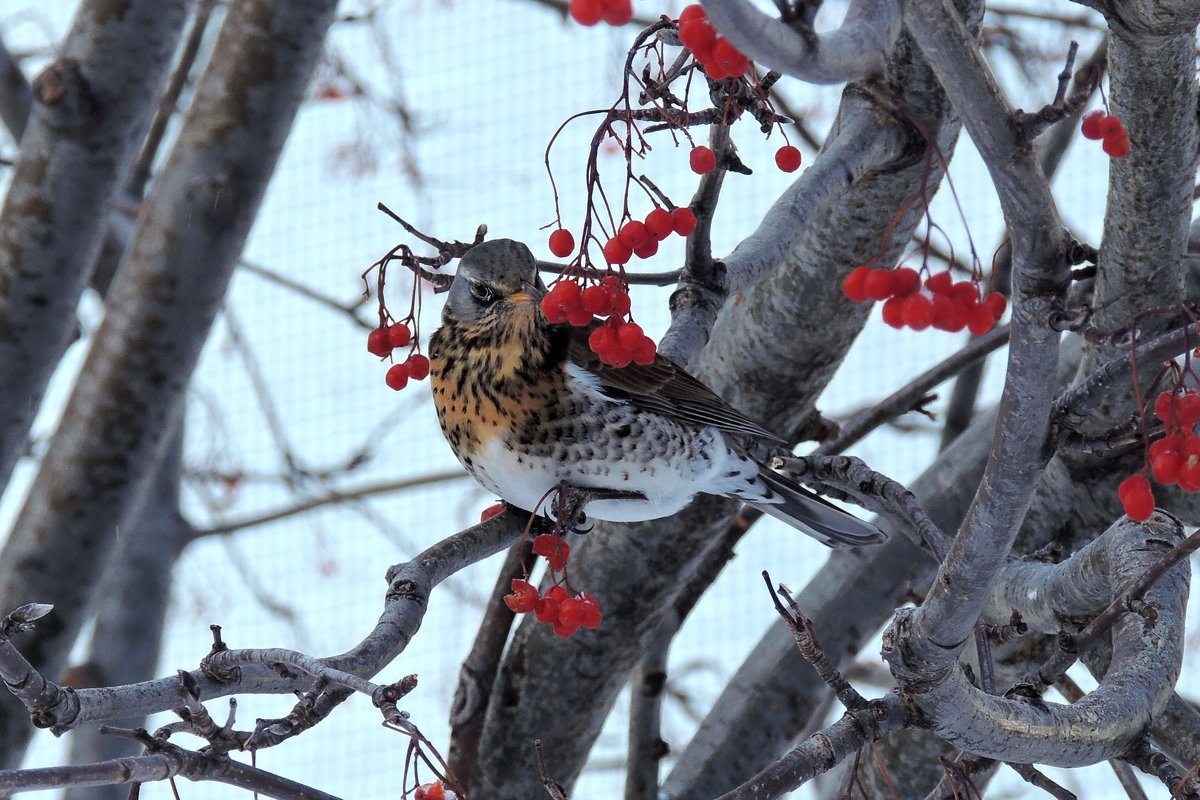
469,281,496,304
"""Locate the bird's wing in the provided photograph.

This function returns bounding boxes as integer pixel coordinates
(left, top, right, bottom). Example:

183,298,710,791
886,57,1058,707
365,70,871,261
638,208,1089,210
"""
566,325,785,442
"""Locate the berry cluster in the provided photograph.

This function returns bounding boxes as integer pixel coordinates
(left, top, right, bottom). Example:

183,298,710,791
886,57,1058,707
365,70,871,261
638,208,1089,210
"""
605,207,698,263
1080,110,1129,159
541,275,658,367
505,579,603,639
568,0,632,26
367,322,431,391
1120,388,1200,520
842,267,1007,335
413,780,457,800
503,532,604,638
677,4,749,80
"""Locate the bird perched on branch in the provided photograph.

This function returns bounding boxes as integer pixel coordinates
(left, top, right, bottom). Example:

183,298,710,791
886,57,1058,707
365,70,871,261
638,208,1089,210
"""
427,238,886,548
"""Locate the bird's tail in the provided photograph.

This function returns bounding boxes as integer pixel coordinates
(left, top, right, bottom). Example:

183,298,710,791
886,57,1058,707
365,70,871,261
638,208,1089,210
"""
745,468,887,548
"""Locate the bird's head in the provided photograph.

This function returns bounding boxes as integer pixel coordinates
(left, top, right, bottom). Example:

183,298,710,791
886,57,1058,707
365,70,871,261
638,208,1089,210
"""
443,239,547,327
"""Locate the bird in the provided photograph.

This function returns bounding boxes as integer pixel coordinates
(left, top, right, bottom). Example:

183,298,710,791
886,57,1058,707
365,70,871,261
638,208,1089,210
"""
427,238,887,548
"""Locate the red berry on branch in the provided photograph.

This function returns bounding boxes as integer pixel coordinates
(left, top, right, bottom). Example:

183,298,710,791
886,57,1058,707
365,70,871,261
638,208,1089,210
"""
925,271,954,295
367,327,392,357
1080,110,1106,140
385,362,409,391
1098,115,1125,140
689,146,716,174
1118,474,1154,521
566,307,594,327
602,0,632,25
678,19,717,62
504,578,539,613
1152,449,1183,486
967,303,996,336
480,502,505,522
1154,390,1178,425
982,292,1007,320
842,266,870,302
774,145,802,172
881,296,906,329
632,336,657,365
618,220,650,249
387,322,412,348
532,533,571,572
406,353,430,380
548,228,575,258
616,320,644,350
679,3,707,23
864,269,896,301
577,593,603,628
1176,391,1200,426
1102,132,1130,158
633,238,659,259
645,208,674,240
671,207,697,236
891,267,920,296
603,236,633,265
568,0,604,25
557,597,585,627
901,294,933,330
582,285,613,316
589,324,617,356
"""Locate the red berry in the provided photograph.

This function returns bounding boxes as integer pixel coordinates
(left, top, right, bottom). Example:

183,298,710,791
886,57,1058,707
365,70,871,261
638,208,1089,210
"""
367,327,392,357
679,3,706,23
900,294,933,330
711,38,749,76
671,207,697,236
1152,449,1183,486
1102,132,1130,158
1155,391,1177,425
548,228,575,258
566,307,594,327
568,0,604,25
1118,473,1149,502
1098,115,1125,140
610,288,632,317
553,619,581,638
602,0,632,25
1119,475,1155,522
1176,391,1200,426
891,267,920,296
603,237,633,265
589,324,617,356
930,293,961,331
615,320,643,350
387,323,412,348
951,281,980,305
645,208,674,240
881,297,906,328
689,146,716,174
532,533,571,571
982,292,1007,320
633,238,659,259
1080,110,1106,140
632,336,657,365
618,220,650,249
582,285,613,316
414,782,447,800
864,268,897,301
406,353,430,380
577,593,603,628
774,145,802,172
967,303,995,336
535,596,560,624
385,363,409,391
925,271,954,295
842,266,870,302
1179,453,1200,493
678,19,716,61
503,578,539,613
557,597,585,627
480,502,505,523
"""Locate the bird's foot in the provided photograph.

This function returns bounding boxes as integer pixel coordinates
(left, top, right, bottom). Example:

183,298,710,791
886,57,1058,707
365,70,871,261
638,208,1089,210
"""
549,482,645,535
